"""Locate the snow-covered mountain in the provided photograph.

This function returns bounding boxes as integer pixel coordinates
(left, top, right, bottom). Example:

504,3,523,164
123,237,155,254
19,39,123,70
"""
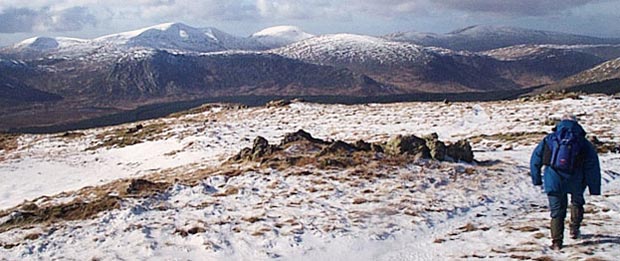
0,23,267,59
2,22,620,130
12,36,89,51
250,25,314,49
273,33,436,66
385,25,620,52
95,22,265,52
273,34,519,93
0,36,100,59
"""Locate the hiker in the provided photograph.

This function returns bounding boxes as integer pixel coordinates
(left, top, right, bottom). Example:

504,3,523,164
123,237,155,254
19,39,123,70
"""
530,115,601,250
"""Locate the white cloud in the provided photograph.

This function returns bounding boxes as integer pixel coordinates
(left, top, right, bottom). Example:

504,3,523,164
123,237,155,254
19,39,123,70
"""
0,6,96,33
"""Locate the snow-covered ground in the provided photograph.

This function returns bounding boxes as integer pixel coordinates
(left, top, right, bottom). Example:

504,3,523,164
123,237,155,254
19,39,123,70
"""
0,96,619,260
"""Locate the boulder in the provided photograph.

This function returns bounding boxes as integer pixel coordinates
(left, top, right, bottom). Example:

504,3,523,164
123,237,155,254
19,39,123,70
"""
234,136,278,161
319,140,357,156
385,135,430,158
446,140,474,163
423,133,447,161
280,130,327,146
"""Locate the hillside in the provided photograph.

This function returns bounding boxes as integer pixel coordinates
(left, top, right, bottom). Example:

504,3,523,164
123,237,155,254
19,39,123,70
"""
481,45,608,87
3,22,620,130
0,49,388,130
385,25,620,52
537,58,620,94
0,95,619,260
273,34,519,93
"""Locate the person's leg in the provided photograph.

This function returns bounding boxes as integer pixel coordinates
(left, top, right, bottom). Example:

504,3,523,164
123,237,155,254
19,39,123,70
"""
569,192,586,239
548,193,568,249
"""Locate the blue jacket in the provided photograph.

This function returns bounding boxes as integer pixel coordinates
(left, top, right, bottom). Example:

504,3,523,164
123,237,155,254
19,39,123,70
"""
530,120,601,195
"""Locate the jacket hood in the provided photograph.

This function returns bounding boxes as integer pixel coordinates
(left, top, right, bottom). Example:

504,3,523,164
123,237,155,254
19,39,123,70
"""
555,120,586,136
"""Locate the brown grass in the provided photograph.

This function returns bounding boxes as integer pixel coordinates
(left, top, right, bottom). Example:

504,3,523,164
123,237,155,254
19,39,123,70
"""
123,179,170,197
468,132,547,145
459,223,478,232
352,198,368,204
0,196,121,233
242,216,264,223
0,133,20,153
511,226,540,232
86,122,169,150
214,187,240,197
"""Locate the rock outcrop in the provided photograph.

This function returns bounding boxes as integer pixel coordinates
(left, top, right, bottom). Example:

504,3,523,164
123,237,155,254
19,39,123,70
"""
231,130,475,167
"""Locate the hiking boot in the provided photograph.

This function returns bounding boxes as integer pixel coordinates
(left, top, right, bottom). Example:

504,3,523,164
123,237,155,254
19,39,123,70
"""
570,205,584,239
550,218,564,250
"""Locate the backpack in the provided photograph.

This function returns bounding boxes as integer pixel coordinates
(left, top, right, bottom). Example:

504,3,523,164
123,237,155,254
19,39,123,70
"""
542,128,584,173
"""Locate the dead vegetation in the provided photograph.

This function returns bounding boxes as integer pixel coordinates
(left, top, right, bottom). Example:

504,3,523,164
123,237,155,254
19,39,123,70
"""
86,123,170,150
521,91,584,102
58,132,86,139
468,131,548,146
589,136,620,153
0,130,476,237
168,103,248,118
0,196,121,233
0,133,20,153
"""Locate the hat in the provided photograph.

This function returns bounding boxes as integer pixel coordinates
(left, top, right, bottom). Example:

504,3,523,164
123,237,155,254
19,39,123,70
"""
561,114,578,122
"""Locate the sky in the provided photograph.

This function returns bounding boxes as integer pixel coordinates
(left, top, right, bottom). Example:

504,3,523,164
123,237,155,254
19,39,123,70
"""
0,0,619,46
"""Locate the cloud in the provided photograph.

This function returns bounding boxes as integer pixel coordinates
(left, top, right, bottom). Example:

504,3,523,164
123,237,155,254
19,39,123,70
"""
255,0,342,20
0,8,39,33
0,6,96,33
405,0,607,16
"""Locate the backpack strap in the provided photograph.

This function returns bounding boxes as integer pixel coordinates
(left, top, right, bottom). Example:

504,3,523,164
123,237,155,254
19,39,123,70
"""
542,134,553,166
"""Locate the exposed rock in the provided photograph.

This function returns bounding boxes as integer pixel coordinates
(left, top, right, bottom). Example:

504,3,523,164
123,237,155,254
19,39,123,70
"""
231,130,474,167
232,136,278,161
280,130,328,146
319,140,358,156
353,140,383,153
385,135,430,159
354,140,372,151
424,133,447,161
446,140,475,163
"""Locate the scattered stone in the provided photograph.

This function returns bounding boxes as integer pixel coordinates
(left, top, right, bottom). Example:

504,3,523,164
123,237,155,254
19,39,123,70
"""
188,227,206,234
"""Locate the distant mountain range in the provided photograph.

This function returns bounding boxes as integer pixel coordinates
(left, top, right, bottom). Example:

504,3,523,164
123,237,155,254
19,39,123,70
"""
1,23,620,131
384,25,620,52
